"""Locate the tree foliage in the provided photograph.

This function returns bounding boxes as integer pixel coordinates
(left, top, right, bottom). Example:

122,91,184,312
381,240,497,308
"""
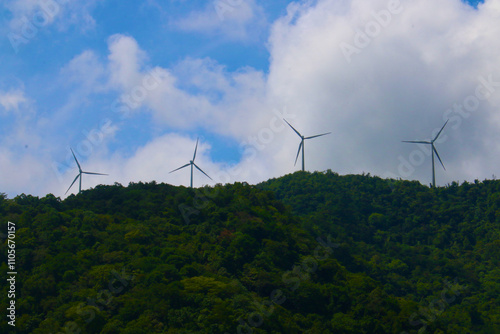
0,173,498,333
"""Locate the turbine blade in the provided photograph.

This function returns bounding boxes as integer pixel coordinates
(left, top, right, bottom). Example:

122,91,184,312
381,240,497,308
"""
284,119,302,137
194,164,212,180
433,145,446,171
82,172,108,176
70,148,82,172
294,141,303,166
193,137,199,161
169,163,190,173
65,174,80,194
433,119,449,142
402,140,431,144
305,132,331,140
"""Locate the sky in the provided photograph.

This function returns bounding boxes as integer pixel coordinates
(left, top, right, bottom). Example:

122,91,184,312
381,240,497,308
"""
1,0,498,198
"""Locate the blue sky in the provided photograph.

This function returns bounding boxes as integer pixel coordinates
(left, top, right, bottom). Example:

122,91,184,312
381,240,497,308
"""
1,0,498,197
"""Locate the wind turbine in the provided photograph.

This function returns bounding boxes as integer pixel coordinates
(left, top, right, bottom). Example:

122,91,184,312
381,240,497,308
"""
169,138,212,188
402,120,449,187
66,148,108,194
284,119,331,171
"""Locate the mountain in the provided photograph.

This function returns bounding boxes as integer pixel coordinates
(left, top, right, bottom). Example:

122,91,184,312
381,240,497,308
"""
1,172,499,333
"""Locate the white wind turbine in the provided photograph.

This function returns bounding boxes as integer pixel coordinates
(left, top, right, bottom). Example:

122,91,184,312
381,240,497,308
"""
403,120,449,187
66,148,108,194
284,119,331,171
169,138,212,188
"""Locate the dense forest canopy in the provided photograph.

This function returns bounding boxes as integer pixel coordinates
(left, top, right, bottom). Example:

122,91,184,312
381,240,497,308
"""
1,171,499,333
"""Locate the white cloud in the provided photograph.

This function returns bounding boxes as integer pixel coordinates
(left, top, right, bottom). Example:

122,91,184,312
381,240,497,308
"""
0,89,28,113
114,134,216,186
264,0,500,185
3,0,98,34
61,50,107,93
53,0,500,194
85,132,290,193
174,0,267,41
0,147,49,195
107,35,148,90
4,0,500,198
106,34,271,136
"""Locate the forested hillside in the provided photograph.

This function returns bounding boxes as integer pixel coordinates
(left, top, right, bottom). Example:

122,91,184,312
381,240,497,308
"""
1,172,499,333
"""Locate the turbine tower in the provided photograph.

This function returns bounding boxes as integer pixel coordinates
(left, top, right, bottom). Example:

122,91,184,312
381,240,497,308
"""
170,138,212,188
284,119,331,171
403,120,449,187
66,148,108,194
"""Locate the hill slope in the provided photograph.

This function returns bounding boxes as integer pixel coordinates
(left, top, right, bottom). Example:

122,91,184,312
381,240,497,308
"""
0,173,499,333
259,171,500,332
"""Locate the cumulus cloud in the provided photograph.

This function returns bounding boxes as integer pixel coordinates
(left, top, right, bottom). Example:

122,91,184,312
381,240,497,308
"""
0,87,38,149
164,0,500,186
106,34,271,136
2,0,98,35
0,147,50,195
4,0,500,198
0,87,52,196
49,0,500,195
174,0,267,41
59,50,108,98
265,0,500,184
0,89,28,113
